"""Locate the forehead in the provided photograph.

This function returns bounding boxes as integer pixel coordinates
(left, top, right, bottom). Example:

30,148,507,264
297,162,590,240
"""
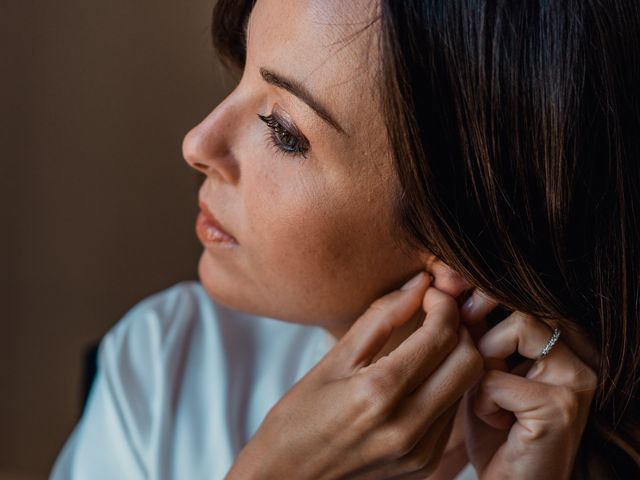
247,0,381,134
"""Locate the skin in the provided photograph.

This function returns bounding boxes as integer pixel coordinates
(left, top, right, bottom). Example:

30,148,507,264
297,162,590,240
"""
181,0,471,344
183,0,598,478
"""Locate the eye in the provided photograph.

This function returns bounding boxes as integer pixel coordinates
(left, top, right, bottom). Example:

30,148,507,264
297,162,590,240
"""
258,113,310,158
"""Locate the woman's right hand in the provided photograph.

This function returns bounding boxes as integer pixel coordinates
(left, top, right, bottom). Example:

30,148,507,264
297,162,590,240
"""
225,272,484,480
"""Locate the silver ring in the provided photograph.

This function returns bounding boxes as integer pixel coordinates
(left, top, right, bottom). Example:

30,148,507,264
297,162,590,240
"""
536,327,561,359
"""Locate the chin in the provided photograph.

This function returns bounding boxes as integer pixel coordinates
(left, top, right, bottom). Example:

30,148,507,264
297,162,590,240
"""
196,250,282,321
197,251,247,312
196,249,376,329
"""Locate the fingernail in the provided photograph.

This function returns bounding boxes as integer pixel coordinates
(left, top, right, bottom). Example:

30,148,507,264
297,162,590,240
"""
461,295,475,315
401,272,425,290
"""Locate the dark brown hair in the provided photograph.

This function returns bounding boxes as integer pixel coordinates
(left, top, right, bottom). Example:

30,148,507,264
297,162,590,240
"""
211,0,640,477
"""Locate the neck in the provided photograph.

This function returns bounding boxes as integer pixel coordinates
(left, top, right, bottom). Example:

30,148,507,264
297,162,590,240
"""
323,308,425,363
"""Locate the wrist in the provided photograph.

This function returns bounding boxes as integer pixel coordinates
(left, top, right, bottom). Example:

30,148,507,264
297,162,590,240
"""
225,440,272,480
429,442,470,480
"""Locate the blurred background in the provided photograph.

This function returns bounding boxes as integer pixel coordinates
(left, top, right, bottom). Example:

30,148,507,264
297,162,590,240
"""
0,1,231,477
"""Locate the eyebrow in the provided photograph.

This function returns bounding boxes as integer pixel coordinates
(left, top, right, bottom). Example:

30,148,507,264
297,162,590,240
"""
259,67,347,136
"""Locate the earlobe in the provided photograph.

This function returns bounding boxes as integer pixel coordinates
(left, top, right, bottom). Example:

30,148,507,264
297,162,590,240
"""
421,253,473,301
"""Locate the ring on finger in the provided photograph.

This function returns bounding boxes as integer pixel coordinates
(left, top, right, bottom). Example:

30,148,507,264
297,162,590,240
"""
536,327,561,360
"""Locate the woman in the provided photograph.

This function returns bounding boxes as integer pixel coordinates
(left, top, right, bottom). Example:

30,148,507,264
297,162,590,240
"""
50,0,639,479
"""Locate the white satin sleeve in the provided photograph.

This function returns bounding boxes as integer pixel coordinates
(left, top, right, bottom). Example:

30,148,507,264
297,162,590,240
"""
455,463,479,479
48,280,471,480
49,295,162,480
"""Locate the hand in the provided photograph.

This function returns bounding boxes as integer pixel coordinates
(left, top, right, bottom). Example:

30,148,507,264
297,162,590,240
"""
226,272,484,480
460,291,599,479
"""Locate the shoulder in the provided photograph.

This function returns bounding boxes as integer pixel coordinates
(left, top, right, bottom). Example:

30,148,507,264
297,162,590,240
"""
99,280,225,364
97,279,331,455
50,281,334,478
102,280,323,361
92,281,190,384
50,281,217,479
98,280,330,394
105,280,207,343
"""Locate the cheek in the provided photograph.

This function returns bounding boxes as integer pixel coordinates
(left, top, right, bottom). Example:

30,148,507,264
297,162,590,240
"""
245,172,359,285
240,168,415,323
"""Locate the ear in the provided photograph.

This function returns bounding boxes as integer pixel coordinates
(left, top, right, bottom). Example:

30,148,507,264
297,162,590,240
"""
421,253,473,302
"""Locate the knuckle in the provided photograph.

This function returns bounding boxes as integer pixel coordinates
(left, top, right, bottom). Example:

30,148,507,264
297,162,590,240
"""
381,426,416,458
443,321,460,343
514,312,537,332
425,291,459,317
360,371,389,400
478,369,502,394
428,321,459,352
370,290,406,312
528,359,548,380
439,326,459,352
562,365,581,386
459,345,484,379
436,294,459,312
483,368,502,384
521,422,551,443
553,386,580,426
580,366,599,392
369,295,391,312
369,296,405,326
368,297,393,319
356,370,395,415
402,451,430,471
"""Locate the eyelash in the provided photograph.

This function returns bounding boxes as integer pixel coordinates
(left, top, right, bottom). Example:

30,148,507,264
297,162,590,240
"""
257,113,310,159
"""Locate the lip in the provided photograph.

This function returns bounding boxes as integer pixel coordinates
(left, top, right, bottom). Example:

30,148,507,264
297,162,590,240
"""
196,199,238,246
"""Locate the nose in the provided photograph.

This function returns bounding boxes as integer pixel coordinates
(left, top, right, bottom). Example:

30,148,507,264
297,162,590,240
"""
182,95,240,185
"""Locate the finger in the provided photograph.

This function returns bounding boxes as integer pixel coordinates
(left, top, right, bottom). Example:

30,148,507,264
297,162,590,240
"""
422,285,462,332
388,402,460,480
501,315,600,386
351,402,458,480
460,289,499,325
469,382,515,431
394,326,483,435
459,289,499,347
380,287,462,397
467,318,489,347
472,370,588,480
478,312,593,386
478,312,570,360
463,387,508,473
335,272,431,371
473,369,560,427
509,357,535,377
553,321,600,371
476,312,597,386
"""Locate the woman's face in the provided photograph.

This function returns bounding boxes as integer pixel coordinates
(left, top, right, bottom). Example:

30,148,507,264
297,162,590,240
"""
182,0,467,338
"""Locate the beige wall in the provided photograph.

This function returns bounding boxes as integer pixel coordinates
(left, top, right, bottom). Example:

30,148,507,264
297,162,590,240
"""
0,0,232,476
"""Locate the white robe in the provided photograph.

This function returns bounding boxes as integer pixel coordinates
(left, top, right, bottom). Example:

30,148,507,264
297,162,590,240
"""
49,280,477,480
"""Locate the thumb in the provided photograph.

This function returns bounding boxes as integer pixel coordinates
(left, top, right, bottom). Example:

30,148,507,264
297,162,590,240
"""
331,272,431,374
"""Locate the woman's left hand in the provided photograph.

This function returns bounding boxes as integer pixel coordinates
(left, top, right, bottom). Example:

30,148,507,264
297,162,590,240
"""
459,292,599,479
